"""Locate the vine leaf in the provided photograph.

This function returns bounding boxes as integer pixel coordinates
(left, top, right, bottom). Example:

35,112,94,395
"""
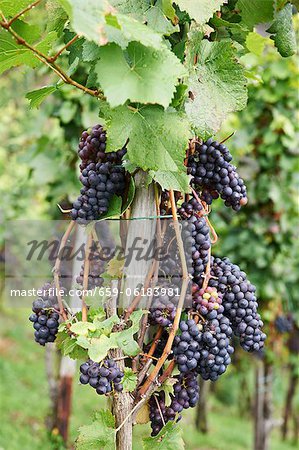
236,0,274,28
176,0,227,24
110,0,178,35
109,0,150,21
95,42,186,108
88,334,118,362
146,0,179,36
161,0,176,20
150,170,190,193
116,310,144,356
245,32,269,56
185,40,247,138
106,257,125,278
122,367,137,392
62,0,163,49
156,377,177,406
26,85,58,109
56,330,88,359
46,0,68,36
76,409,115,450
105,105,190,172
70,321,96,336
0,0,33,17
0,29,57,75
142,421,185,449
266,3,296,57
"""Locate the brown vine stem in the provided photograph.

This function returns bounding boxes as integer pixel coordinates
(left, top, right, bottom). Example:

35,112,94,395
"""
137,326,163,386
49,34,79,62
0,7,104,99
138,190,190,398
159,360,175,384
53,221,75,321
205,216,218,244
81,232,93,322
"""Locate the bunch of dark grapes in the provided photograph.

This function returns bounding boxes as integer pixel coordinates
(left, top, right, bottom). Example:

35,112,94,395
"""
29,282,65,346
274,314,294,334
173,319,203,372
79,359,124,395
149,284,178,327
187,138,248,211
178,196,211,284
149,371,199,436
76,244,105,290
209,257,266,352
173,302,234,382
71,124,127,223
192,288,234,381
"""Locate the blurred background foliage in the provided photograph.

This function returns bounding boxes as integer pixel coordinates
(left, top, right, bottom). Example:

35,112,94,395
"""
0,21,298,450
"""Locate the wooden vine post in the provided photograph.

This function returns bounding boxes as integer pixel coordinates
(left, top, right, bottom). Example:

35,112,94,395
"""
113,171,156,450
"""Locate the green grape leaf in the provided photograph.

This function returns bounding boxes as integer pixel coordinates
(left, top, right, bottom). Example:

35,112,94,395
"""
236,0,274,28
82,41,102,62
0,0,33,17
46,0,68,35
56,330,88,359
106,257,124,278
156,377,177,406
245,32,269,56
95,42,186,108
162,0,176,20
150,170,190,193
122,367,138,392
97,194,122,220
185,40,247,138
105,105,190,172
26,85,58,109
63,0,163,49
109,0,150,20
121,176,135,214
70,321,96,336
142,422,185,449
0,30,57,74
115,310,144,356
76,409,115,450
176,0,227,24
76,335,91,349
93,314,120,335
146,0,179,35
111,0,178,35
266,3,296,57
88,334,118,362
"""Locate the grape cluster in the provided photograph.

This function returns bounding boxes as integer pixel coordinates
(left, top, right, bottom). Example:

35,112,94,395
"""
178,197,211,283
173,319,202,372
187,138,248,210
29,283,64,346
209,257,266,352
79,359,124,395
274,314,294,334
71,124,127,223
149,371,199,436
149,284,178,327
173,314,233,382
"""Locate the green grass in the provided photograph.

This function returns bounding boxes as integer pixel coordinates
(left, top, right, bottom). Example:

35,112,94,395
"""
0,310,297,450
